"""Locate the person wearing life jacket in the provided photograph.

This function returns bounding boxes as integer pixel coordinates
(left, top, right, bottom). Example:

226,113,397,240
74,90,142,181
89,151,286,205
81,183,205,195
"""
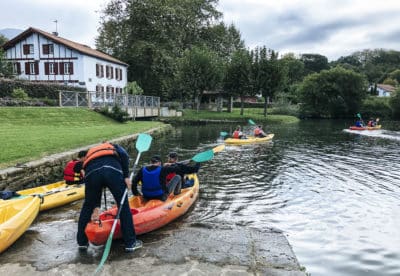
63,150,87,185
132,154,200,201
77,142,142,253
254,125,267,138
164,152,195,189
232,126,246,139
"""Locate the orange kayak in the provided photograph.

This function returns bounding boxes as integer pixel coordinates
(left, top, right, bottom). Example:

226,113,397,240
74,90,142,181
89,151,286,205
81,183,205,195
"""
349,125,381,131
85,174,199,245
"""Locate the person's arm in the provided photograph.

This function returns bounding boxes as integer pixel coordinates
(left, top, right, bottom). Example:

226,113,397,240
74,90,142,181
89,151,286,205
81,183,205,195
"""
114,144,130,178
176,163,200,174
131,168,143,196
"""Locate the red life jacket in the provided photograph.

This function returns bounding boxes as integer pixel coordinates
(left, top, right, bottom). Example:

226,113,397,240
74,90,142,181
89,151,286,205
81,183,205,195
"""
83,142,117,168
233,130,240,139
166,172,176,184
63,160,82,182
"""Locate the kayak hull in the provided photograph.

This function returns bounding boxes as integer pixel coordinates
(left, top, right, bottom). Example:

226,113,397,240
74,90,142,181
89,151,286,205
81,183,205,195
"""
85,174,199,245
0,196,40,253
224,134,274,145
16,181,84,211
349,125,382,131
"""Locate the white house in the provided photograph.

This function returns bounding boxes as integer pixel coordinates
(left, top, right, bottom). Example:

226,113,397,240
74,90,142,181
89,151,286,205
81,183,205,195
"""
2,27,128,95
376,84,396,97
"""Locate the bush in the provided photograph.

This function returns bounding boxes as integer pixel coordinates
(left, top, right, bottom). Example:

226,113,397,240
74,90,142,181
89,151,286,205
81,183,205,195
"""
389,90,400,119
360,96,392,119
11,88,28,100
95,105,129,122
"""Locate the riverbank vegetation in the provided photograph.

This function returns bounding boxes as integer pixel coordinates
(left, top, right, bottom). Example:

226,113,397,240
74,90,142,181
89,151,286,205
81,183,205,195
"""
0,107,162,169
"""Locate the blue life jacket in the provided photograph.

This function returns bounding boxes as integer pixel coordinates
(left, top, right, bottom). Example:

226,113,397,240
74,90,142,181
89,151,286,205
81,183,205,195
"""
141,166,163,198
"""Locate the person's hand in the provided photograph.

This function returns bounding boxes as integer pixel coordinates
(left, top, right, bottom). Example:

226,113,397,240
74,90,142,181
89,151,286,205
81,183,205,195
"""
91,207,100,221
125,177,132,190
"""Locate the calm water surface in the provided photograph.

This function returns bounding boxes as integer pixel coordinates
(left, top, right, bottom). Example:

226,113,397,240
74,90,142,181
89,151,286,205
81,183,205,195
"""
147,120,400,276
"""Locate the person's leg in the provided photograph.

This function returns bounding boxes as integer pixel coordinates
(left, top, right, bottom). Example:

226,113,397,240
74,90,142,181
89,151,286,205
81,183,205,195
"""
167,175,182,195
77,170,103,246
104,168,136,248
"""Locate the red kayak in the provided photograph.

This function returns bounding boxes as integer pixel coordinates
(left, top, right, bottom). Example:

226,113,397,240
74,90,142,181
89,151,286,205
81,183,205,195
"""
349,125,382,131
85,174,199,245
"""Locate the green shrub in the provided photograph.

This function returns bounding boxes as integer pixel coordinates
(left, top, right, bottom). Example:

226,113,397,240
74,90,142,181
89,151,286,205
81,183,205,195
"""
360,96,391,119
96,105,129,122
389,90,400,119
11,88,28,99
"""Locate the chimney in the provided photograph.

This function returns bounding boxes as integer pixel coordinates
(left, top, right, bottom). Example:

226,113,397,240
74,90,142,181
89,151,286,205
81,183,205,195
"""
52,32,58,36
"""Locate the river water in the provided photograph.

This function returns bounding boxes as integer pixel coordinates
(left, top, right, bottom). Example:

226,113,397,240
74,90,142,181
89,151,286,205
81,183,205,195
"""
144,120,400,276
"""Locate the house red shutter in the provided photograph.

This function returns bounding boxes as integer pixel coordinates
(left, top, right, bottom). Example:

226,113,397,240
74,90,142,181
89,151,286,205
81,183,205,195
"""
115,68,118,80
44,62,49,75
96,64,99,77
25,62,30,74
110,66,114,79
16,63,21,74
59,62,64,74
23,45,29,55
54,63,58,75
43,44,49,55
34,62,39,75
69,62,74,74
120,69,123,80
101,65,104,77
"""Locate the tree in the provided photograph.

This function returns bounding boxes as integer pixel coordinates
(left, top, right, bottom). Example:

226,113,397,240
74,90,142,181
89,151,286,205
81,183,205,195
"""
299,66,367,118
224,49,253,115
300,53,329,74
176,46,224,112
0,34,13,78
389,89,400,119
252,47,287,117
96,0,225,99
125,81,144,95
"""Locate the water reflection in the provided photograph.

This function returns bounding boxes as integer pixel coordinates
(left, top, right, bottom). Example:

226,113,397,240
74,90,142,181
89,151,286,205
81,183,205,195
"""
152,121,400,276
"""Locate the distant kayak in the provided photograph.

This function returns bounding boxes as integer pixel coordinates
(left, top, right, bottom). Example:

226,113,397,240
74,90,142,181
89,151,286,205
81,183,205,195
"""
349,125,382,131
0,196,40,253
224,134,274,145
85,173,199,245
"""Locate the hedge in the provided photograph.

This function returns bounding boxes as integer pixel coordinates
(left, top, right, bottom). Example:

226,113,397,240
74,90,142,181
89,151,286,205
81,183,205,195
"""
0,78,86,99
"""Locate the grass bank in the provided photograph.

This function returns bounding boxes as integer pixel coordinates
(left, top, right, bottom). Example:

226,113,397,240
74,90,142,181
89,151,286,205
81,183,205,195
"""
0,107,163,169
173,108,299,124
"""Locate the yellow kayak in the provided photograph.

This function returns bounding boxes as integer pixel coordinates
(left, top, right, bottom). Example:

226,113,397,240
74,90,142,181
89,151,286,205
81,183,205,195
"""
17,181,85,211
225,134,275,145
0,196,40,253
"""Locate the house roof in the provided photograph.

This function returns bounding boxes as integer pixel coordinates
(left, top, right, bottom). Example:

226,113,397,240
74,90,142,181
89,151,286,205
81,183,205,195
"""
2,27,128,66
377,84,396,92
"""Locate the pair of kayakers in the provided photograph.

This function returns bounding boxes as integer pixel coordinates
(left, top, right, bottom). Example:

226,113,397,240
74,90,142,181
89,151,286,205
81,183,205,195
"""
232,125,267,139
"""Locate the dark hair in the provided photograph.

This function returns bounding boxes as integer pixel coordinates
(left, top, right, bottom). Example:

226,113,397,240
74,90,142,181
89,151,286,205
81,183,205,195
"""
168,152,178,159
151,155,162,163
78,150,87,158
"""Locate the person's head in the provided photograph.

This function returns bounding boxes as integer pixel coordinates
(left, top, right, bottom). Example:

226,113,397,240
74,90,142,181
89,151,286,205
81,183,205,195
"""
167,152,178,163
258,125,262,129
78,150,87,160
150,155,162,166
236,125,241,130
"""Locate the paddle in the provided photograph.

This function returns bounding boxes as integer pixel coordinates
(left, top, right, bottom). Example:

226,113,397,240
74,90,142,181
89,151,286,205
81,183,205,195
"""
220,131,228,137
95,133,152,274
248,119,256,125
180,144,223,164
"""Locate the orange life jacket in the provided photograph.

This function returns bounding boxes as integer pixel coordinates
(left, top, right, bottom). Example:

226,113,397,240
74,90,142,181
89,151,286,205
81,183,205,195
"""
233,130,240,139
83,142,118,168
63,160,82,182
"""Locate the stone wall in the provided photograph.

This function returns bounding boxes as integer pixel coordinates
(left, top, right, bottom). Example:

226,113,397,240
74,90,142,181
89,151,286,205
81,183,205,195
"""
0,124,172,191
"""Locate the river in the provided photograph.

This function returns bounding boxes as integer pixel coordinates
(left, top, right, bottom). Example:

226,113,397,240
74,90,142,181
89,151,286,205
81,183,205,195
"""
144,120,400,276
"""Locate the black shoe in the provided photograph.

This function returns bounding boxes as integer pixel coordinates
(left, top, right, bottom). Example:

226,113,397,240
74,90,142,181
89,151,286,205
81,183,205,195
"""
78,244,89,251
125,240,143,253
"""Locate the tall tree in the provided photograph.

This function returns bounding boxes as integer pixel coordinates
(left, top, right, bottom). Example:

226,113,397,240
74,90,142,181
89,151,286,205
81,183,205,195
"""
176,46,224,112
224,49,253,115
0,34,13,78
253,47,287,117
300,53,329,74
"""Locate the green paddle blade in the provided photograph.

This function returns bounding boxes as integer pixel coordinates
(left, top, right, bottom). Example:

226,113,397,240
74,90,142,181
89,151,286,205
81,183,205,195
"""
356,113,362,118
136,133,152,153
192,149,214,163
248,119,256,125
220,131,228,137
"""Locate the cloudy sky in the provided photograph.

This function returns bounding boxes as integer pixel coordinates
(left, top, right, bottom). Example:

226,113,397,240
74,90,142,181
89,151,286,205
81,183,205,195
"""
1,0,400,61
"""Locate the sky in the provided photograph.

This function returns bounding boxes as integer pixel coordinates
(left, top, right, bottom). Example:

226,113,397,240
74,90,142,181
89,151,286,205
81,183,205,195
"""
1,0,400,61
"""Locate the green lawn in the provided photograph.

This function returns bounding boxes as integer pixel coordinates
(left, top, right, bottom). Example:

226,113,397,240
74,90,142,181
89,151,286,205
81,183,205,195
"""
182,108,300,124
0,107,163,169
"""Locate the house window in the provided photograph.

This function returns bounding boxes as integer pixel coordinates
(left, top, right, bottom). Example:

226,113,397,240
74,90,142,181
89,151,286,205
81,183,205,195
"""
42,44,54,55
23,44,34,55
60,62,73,75
96,64,104,78
12,62,21,75
44,62,58,75
25,62,38,75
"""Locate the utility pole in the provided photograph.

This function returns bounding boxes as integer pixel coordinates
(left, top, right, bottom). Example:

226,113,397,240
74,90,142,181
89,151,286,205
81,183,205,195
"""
53,20,58,36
